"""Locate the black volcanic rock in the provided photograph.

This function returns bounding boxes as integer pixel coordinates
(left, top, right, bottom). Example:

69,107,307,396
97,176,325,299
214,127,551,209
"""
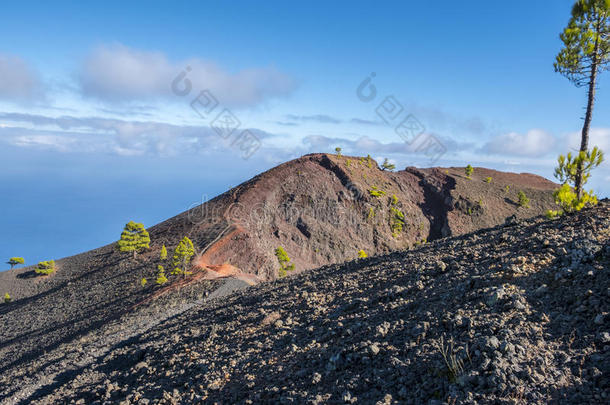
1,198,608,404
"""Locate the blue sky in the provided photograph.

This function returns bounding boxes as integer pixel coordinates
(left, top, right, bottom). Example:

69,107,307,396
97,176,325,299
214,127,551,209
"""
1,0,609,268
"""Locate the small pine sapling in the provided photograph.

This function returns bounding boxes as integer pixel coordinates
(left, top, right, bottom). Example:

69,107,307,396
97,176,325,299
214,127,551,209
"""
4,293,11,303
465,165,473,179
357,250,368,258
275,246,295,278
172,237,195,278
156,265,168,285
517,191,530,208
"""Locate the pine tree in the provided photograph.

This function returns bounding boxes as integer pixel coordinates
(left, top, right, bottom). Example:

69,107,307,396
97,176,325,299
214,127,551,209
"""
6,257,24,270
160,245,168,260
465,165,474,179
555,0,610,197
172,237,195,277
380,158,396,171
335,147,342,157
117,221,150,259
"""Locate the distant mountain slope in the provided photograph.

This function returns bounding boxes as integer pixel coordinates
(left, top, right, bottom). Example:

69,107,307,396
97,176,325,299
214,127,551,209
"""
149,153,558,280
6,200,608,404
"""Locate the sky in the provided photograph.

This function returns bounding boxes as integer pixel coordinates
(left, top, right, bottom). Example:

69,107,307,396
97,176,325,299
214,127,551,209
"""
1,0,609,268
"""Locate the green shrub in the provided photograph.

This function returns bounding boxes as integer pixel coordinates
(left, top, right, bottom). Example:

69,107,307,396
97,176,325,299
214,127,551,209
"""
465,165,473,179
141,278,147,287
554,147,604,198
551,147,603,215
35,260,55,275
391,194,399,205
357,250,368,258
484,177,492,183
504,185,510,193
390,206,405,236
367,207,375,220
517,191,530,208
275,246,295,278
546,209,561,219
368,186,386,197
6,257,24,270
160,245,168,260
335,147,342,157
552,183,598,215
4,293,11,304
366,154,373,168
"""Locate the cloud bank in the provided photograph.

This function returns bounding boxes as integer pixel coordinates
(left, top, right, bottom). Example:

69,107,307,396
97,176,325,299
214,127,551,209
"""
0,112,275,157
79,44,296,107
481,129,556,157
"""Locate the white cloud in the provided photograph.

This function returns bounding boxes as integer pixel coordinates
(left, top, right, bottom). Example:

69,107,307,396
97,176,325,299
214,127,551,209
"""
0,112,277,157
481,129,556,157
79,44,296,107
0,54,43,102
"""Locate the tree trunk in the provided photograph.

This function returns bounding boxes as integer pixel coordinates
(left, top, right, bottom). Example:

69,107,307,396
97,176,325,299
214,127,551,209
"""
575,31,600,199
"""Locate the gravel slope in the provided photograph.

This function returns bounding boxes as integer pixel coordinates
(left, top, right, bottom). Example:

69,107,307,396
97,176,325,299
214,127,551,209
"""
4,201,607,404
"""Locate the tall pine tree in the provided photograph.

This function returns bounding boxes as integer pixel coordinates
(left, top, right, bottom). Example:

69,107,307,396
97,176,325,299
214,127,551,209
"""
555,0,609,197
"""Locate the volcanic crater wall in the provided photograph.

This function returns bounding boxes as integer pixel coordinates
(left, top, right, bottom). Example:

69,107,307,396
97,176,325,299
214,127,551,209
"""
149,153,558,280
